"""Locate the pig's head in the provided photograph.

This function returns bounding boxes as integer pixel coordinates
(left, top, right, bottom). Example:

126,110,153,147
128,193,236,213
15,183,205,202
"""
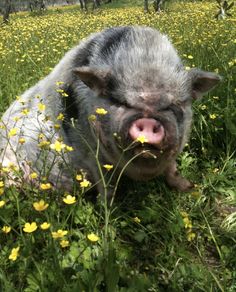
74,66,220,179
73,27,221,180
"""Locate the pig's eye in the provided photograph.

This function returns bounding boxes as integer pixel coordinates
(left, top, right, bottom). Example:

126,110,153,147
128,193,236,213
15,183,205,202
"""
168,104,184,123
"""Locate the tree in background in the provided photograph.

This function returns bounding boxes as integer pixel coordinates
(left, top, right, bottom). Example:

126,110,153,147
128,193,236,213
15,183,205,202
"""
144,0,165,13
153,0,164,12
2,0,12,23
144,0,149,13
215,0,234,19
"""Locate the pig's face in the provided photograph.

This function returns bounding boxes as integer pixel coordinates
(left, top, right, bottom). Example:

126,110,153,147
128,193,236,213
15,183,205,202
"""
75,65,221,180
91,84,192,179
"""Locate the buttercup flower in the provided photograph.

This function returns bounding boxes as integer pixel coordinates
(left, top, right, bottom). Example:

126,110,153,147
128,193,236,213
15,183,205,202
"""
76,174,82,181
8,128,18,137
187,232,196,241
63,194,76,205
56,113,64,120
18,138,26,144
40,222,51,230
136,135,148,144
38,140,50,148
0,181,4,188
80,179,91,188
209,114,217,120
133,217,141,223
2,226,11,233
60,240,70,248
0,188,4,195
0,200,6,208
88,114,96,121
21,108,29,115
33,200,49,211
54,123,61,130
40,183,52,190
52,229,68,239
95,108,108,115
38,103,46,111
103,164,113,171
23,222,38,233
87,233,99,242
9,247,20,261
65,145,74,152
50,140,66,152
30,172,38,179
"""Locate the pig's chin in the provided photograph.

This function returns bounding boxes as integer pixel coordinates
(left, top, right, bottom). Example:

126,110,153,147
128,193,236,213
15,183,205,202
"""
132,145,163,159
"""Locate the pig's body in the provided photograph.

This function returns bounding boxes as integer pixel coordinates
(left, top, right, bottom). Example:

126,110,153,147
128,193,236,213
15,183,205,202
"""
0,26,221,195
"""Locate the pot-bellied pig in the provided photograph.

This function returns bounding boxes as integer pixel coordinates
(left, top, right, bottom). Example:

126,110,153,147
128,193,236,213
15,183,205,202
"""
0,26,221,196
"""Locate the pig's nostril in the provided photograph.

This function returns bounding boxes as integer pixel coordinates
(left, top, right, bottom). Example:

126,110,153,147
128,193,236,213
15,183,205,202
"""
138,125,144,131
153,124,161,133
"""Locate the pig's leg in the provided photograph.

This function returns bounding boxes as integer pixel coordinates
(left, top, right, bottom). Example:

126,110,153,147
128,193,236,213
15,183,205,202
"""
164,160,194,192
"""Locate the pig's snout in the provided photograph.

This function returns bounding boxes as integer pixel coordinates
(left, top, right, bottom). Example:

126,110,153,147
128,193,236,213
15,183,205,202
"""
129,118,165,145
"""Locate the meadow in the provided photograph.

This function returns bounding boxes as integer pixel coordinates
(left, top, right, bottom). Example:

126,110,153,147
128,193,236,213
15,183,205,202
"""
0,1,236,290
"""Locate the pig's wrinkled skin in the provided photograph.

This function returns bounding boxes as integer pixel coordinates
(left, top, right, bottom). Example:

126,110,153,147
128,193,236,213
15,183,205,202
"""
0,26,221,196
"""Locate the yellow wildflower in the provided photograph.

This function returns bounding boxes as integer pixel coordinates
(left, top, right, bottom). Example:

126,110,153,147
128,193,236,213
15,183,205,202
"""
76,174,82,181
88,114,96,121
0,188,4,195
0,200,6,208
8,128,18,137
103,164,114,171
187,55,193,59
183,217,192,229
38,140,50,148
52,229,68,239
80,179,91,188
54,124,61,130
50,140,66,152
2,226,11,233
56,113,64,120
30,172,38,179
136,135,148,144
56,81,64,86
187,232,196,242
60,240,70,248
63,194,76,205
33,200,49,211
209,114,217,119
23,222,38,233
40,222,51,230
21,108,29,115
38,103,46,111
65,145,74,152
87,233,99,242
95,108,108,115
0,181,4,188
9,247,20,261
18,138,26,144
133,217,141,223
40,183,52,190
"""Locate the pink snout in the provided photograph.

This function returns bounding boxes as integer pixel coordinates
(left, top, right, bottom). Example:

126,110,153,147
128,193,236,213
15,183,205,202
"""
129,118,165,145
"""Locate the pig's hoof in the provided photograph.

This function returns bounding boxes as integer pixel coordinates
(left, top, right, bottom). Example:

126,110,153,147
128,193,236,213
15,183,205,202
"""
174,179,194,192
166,174,194,192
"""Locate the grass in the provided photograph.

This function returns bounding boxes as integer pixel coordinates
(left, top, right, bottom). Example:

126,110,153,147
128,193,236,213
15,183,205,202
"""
0,0,236,291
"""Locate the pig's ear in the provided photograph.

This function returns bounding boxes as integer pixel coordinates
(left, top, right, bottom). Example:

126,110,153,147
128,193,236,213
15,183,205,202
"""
188,69,222,99
73,66,112,96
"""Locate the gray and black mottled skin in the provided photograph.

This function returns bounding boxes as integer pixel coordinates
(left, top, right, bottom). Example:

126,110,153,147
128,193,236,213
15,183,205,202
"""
0,26,221,196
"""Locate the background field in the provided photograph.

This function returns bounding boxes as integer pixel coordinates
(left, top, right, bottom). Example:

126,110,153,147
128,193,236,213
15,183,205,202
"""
0,1,236,291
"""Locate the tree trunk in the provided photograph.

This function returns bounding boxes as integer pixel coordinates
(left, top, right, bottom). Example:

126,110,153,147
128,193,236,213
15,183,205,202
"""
144,0,149,13
3,0,11,23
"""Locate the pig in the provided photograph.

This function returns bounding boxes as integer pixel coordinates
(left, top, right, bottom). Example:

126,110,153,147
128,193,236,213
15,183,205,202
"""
0,26,221,197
